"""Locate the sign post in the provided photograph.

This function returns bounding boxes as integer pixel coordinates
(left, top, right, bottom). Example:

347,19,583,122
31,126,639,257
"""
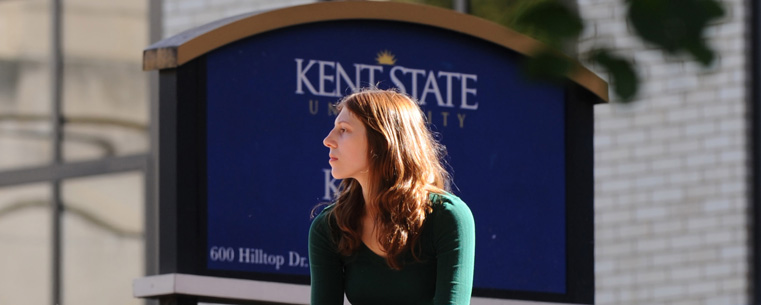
133,2,607,304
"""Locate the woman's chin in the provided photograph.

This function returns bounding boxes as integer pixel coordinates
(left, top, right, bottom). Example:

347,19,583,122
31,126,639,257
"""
330,171,344,180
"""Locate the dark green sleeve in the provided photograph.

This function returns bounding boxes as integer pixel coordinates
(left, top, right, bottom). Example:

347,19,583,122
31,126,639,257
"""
432,196,476,305
308,209,345,305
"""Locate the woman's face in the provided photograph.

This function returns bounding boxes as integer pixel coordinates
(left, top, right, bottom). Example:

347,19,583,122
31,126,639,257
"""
323,108,370,183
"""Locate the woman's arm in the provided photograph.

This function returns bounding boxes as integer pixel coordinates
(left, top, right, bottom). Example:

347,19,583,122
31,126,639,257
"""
433,197,476,305
309,210,345,305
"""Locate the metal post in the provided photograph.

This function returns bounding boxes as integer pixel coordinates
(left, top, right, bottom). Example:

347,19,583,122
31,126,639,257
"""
453,0,468,13
751,0,761,303
50,0,64,304
146,1,163,305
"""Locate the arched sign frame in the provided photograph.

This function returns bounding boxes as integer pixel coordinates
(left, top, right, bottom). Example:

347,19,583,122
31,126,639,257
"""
137,2,606,305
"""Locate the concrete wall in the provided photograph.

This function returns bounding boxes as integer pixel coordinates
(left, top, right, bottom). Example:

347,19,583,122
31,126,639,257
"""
162,0,318,38
0,1,148,304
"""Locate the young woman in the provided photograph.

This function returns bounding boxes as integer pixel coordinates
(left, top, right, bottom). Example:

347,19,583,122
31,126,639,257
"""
309,89,476,305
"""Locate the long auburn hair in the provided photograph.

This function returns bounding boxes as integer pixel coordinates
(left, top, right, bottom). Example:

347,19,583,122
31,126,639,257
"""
327,88,451,270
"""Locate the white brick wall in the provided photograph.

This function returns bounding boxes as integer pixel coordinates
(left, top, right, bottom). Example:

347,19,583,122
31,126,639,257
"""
162,0,318,38
578,0,749,304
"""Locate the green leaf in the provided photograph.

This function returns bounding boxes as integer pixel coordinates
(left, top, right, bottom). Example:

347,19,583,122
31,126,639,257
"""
589,49,639,102
627,0,724,65
522,49,574,82
511,0,583,49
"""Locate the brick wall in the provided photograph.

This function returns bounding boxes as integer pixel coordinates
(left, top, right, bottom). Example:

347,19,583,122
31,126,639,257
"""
577,0,749,304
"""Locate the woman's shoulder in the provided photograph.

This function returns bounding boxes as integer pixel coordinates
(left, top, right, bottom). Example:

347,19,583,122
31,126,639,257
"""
429,191,468,210
310,203,336,230
428,191,474,223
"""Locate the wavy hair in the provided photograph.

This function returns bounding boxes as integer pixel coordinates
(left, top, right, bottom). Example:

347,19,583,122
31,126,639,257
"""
327,88,450,270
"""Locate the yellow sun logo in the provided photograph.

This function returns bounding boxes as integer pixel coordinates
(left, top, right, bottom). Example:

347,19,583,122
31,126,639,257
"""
375,50,397,65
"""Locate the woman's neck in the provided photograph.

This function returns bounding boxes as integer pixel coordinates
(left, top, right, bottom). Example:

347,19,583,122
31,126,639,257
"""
362,188,377,214
357,180,380,218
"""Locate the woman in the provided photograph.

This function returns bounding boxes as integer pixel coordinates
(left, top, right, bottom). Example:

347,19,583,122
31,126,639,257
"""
309,88,476,305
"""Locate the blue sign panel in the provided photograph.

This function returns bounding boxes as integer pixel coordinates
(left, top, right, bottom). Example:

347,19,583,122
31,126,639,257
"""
206,21,566,294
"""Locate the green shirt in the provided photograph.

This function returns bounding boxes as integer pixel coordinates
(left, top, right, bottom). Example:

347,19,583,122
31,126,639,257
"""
309,192,476,305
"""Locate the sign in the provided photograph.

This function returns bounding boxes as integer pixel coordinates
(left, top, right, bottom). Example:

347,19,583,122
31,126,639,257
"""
144,2,604,304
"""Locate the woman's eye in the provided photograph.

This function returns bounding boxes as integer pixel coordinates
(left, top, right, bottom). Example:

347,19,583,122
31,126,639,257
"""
339,128,347,133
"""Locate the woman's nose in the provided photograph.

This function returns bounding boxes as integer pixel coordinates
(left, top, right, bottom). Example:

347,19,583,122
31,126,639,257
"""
323,130,336,148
